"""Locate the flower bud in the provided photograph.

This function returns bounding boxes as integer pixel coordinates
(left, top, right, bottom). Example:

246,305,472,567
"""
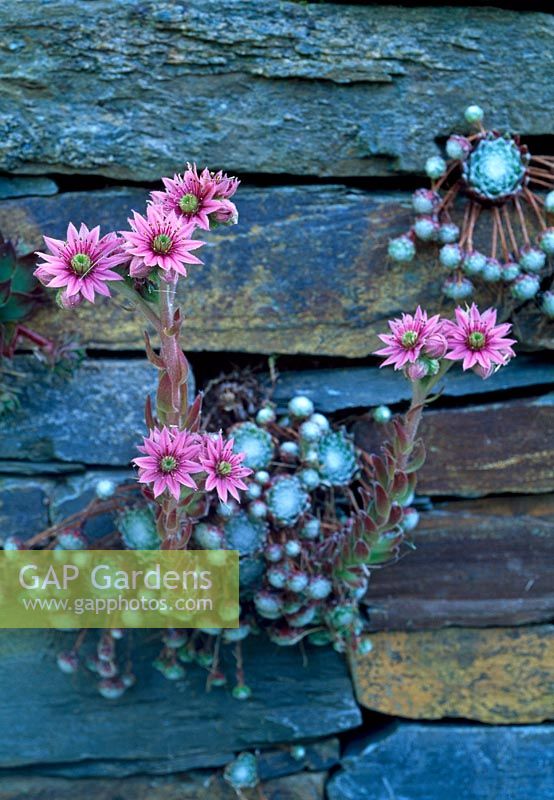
57,650,79,675
299,420,321,442
288,395,314,419
511,274,540,301
290,745,307,761
443,276,474,300
545,191,554,214
287,571,309,593
279,441,299,462
423,333,448,359
414,216,440,242
446,135,471,161
232,684,252,701
439,243,463,269
501,262,520,283
267,566,288,589
373,404,392,424
254,470,270,485
464,104,484,124
98,678,126,699
473,363,495,380
299,468,320,490
482,258,502,283
519,246,546,273
438,223,460,244
255,407,275,426
264,543,283,562
300,518,321,540
401,507,420,532
405,360,429,381
463,251,487,276
388,235,416,263
246,482,262,500
284,540,301,558
95,479,116,499
248,500,268,519
425,156,447,179
539,227,554,256
56,288,83,309
412,188,440,215
214,199,238,226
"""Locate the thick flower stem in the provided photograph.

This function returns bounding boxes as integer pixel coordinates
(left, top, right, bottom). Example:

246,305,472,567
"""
158,280,190,428
399,359,454,470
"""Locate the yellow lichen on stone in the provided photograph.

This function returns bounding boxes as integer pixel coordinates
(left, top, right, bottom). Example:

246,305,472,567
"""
351,626,554,724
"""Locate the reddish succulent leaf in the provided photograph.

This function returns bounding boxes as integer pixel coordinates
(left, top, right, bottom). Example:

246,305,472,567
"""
406,438,426,473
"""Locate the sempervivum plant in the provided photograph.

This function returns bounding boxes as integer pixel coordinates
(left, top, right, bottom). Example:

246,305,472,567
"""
19,155,517,700
388,104,554,323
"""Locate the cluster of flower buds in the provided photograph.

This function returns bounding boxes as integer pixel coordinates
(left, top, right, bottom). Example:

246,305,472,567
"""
58,629,135,699
387,105,554,319
34,163,239,306
376,304,516,381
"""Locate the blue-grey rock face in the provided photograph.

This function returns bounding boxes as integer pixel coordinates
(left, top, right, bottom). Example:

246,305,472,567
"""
0,630,361,775
0,3,552,179
0,357,158,465
328,723,554,800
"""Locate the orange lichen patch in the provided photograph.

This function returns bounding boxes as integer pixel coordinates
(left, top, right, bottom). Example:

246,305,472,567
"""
351,626,554,724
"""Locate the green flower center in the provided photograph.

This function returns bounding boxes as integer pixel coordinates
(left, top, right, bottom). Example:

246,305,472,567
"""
70,253,92,275
152,234,173,254
160,455,177,473
401,330,419,348
217,460,233,477
179,193,200,214
468,331,486,350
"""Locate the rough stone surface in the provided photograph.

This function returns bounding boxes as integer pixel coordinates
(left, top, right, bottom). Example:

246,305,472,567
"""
351,625,554,724
2,187,552,354
365,494,554,629
327,723,554,800
0,357,157,465
0,2,552,179
355,392,554,497
0,631,361,773
272,356,554,412
0,176,57,199
0,478,51,541
0,771,327,800
0,186,437,356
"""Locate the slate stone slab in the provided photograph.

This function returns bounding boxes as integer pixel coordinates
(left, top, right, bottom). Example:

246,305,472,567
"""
0,771,327,800
365,494,554,630
0,177,57,199
0,2,552,179
0,186,438,356
355,393,554,497
271,356,554,412
2,187,553,354
0,357,157,465
0,631,361,774
0,479,51,541
327,723,554,800
351,625,554,724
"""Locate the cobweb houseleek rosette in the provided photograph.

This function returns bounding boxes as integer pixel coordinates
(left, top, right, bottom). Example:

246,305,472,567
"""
387,104,554,320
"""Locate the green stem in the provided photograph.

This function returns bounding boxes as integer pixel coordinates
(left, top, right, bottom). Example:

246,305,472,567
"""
402,359,455,464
